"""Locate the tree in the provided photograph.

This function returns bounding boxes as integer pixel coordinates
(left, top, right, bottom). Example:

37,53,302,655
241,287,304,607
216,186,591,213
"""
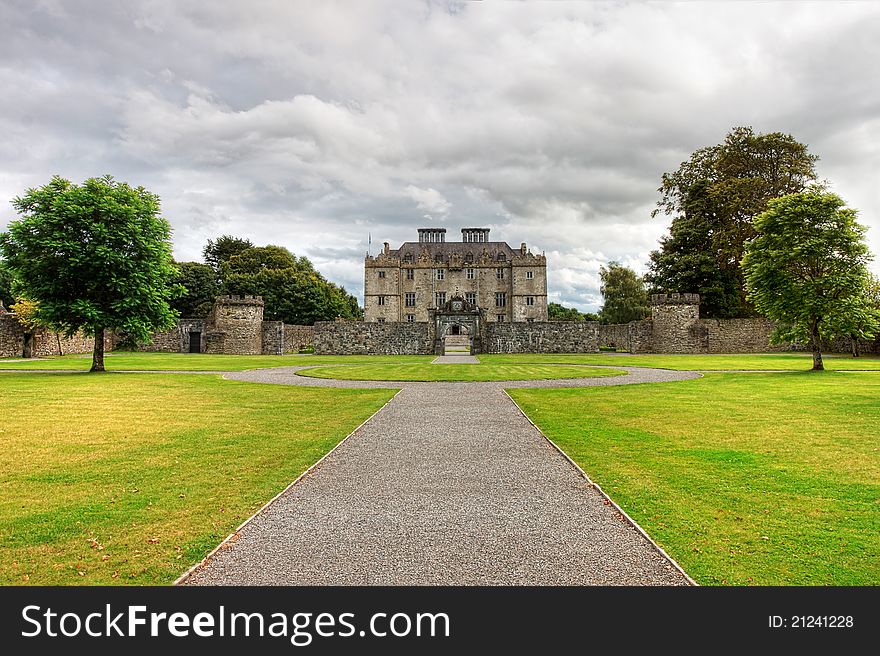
547,302,598,322
648,127,819,317
171,261,219,317
9,297,41,358
221,245,362,324
599,262,649,324
742,191,879,371
0,175,180,372
203,235,253,273
0,259,14,309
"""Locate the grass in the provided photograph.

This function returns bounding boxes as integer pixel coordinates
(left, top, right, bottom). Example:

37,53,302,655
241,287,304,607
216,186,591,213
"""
509,372,880,585
0,352,435,371
297,363,623,382
0,373,395,585
481,352,880,371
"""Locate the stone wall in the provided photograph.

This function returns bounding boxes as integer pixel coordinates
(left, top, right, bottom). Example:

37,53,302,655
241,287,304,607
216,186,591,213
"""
139,319,206,353
284,324,314,353
597,323,630,350
314,321,433,355
485,321,599,353
0,314,113,358
261,321,284,355
0,314,23,357
597,321,654,354
704,318,782,353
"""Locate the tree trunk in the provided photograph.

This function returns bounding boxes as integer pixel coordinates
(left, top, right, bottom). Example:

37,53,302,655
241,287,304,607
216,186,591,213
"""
91,327,106,372
810,320,824,371
22,332,33,359
851,335,861,358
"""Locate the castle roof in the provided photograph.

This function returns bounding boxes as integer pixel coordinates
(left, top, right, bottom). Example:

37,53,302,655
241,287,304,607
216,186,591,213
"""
390,241,518,262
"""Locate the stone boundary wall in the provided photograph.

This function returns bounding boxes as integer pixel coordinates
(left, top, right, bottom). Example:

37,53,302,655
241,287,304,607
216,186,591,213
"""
261,321,284,355
0,314,114,358
597,323,630,350
284,324,314,353
314,321,433,355
485,321,599,354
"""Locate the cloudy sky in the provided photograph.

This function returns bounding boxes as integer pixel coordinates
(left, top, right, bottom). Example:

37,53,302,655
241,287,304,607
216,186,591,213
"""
2,1,879,311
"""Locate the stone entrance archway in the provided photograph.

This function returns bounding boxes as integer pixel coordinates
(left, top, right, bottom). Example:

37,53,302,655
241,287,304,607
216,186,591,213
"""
430,296,485,355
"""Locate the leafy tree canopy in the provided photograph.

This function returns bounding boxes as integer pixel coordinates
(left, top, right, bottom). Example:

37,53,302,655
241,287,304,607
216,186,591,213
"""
220,245,362,324
0,175,180,371
171,261,218,318
648,126,819,318
547,302,597,322
599,262,649,324
203,235,253,273
742,190,879,371
0,259,14,308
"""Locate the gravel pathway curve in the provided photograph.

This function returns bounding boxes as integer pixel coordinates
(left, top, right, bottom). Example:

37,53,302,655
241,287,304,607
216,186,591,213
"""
223,364,699,389
184,366,697,585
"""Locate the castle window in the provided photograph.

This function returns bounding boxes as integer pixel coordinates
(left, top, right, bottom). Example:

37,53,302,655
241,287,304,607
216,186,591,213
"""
377,318,386,323
378,270,386,279
406,314,415,323
495,292,506,307
435,268,445,280
405,292,416,307
404,253,413,263
435,291,446,307
406,268,414,280
378,296,386,306
465,292,477,305
496,314,505,323
466,268,475,280
496,267,504,280
526,318,535,323
526,296,535,306
497,253,506,262
526,270,534,280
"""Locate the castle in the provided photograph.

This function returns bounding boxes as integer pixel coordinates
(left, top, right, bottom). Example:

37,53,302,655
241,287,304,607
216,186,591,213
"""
364,227,548,324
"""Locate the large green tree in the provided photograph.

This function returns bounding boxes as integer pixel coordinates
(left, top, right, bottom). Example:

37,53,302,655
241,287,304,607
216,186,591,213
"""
0,175,180,371
599,262,649,324
171,261,218,318
203,235,253,274
742,191,879,371
0,259,14,308
221,245,362,324
647,126,819,317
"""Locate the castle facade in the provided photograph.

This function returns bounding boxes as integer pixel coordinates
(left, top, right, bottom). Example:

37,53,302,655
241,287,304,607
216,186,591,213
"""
363,227,548,323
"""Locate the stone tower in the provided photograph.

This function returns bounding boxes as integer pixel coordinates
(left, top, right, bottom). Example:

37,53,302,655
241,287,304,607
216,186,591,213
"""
650,293,707,353
204,295,265,355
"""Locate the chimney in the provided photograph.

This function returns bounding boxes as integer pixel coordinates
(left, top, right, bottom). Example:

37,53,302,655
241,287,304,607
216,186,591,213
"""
520,242,527,255
383,242,390,255
461,228,490,243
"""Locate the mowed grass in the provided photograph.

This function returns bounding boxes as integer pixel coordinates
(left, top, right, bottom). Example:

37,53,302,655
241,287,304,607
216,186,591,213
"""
0,373,395,585
0,352,434,371
482,352,880,370
298,363,623,382
509,372,880,585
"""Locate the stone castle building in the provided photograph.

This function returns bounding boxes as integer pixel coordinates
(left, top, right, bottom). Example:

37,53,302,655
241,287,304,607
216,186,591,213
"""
363,227,548,324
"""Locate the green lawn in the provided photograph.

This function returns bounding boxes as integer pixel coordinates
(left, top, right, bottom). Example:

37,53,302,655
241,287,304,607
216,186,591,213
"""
0,373,394,585
0,352,435,371
297,363,623,382
482,352,880,371
509,372,880,585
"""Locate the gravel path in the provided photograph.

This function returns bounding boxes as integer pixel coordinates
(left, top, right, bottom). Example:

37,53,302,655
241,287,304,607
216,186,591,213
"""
183,366,697,585
223,364,699,389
